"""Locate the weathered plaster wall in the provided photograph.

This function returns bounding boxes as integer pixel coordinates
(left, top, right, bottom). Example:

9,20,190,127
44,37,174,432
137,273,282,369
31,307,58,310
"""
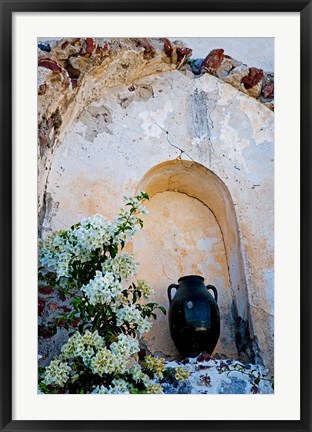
38,38,274,370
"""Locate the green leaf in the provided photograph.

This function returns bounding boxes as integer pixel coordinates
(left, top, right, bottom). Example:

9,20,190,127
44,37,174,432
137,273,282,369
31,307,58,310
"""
55,317,64,326
146,302,158,308
133,291,137,304
122,289,129,298
141,192,150,200
87,304,95,316
92,310,103,331
69,311,78,320
157,306,167,315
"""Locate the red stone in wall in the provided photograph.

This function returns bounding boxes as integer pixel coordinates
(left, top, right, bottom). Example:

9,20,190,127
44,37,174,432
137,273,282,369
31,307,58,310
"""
38,298,46,316
133,38,156,60
262,82,274,98
39,286,54,295
202,49,225,72
85,38,96,55
176,47,193,64
163,38,173,58
38,58,62,73
241,67,264,90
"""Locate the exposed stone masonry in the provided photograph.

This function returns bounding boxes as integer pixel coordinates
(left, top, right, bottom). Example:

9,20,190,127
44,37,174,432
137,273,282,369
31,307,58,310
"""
188,48,274,110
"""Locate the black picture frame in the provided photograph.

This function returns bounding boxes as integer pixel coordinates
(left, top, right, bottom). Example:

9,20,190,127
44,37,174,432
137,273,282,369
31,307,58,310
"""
1,1,311,431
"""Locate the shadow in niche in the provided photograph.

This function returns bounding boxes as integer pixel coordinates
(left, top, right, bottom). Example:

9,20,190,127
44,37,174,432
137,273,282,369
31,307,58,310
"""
136,159,255,362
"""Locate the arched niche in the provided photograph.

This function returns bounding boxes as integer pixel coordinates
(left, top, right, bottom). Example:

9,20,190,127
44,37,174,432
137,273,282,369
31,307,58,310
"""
134,159,253,360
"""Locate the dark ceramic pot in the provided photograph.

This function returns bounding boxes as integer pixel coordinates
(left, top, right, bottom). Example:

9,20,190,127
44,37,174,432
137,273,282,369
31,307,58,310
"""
168,275,220,358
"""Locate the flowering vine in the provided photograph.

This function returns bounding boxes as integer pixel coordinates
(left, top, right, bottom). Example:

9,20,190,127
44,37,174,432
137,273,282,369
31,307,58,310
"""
38,192,186,394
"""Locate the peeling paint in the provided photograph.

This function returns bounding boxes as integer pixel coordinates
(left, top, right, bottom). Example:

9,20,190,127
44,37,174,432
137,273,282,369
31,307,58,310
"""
138,101,173,138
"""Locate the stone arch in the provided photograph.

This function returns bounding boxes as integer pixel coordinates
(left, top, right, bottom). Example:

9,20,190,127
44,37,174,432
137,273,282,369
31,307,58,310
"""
135,159,253,360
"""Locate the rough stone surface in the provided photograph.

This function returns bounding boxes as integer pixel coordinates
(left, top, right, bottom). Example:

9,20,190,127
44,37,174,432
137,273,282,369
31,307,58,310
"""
241,67,264,98
38,38,274,372
38,281,80,366
187,47,273,111
219,377,247,394
162,356,273,394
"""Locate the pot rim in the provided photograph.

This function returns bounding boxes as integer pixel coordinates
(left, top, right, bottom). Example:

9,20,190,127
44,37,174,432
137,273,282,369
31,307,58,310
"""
178,275,204,283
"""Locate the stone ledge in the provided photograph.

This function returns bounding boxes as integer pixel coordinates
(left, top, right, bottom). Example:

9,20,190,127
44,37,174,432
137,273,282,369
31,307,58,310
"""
162,353,273,394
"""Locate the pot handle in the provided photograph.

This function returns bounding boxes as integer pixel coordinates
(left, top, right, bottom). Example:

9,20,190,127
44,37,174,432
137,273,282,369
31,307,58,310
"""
168,284,179,304
206,284,218,303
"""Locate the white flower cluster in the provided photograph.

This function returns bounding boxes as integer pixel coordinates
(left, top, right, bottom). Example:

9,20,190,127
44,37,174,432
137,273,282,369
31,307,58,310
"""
43,359,71,387
129,363,148,382
145,382,164,394
137,280,154,298
102,254,138,281
143,355,167,379
92,378,130,394
81,270,123,306
112,194,149,242
39,233,72,279
113,210,141,242
90,333,139,376
43,329,168,394
58,330,140,378
122,195,149,216
174,366,190,380
128,363,158,388
92,366,164,394
60,330,104,366
137,317,153,335
74,214,115,250
90,348,117,376
110,333,140,357
115,304,152,336
39,194,148,281
40,215,115,279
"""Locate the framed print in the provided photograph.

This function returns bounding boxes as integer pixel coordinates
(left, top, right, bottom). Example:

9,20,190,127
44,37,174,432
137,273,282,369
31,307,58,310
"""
1,1,311,431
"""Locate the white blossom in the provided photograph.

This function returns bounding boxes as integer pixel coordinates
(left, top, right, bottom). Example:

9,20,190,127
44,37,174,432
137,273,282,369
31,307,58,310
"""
102,254,138,281
81,271,123,306
92,378,130,394
43,359,71,387
115,304,142,327
137,280,154,298
60,330,104,362
110,333,140,357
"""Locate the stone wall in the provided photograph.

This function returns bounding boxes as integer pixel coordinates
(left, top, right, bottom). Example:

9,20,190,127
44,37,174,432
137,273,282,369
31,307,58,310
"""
38,38,274,371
